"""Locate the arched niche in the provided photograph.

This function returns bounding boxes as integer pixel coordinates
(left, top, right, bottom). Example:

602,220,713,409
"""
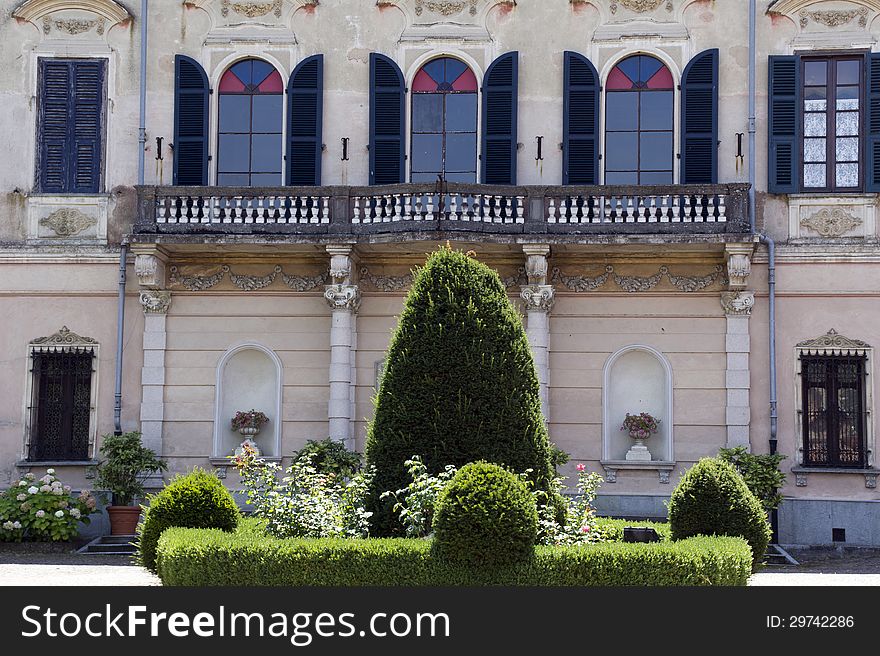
212,343,282,458
603,345,673,462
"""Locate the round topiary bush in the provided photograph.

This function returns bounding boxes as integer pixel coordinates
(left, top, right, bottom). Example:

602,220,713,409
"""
365,246,557,535
431,462,538,568
668,457,771,565
137,468,239,573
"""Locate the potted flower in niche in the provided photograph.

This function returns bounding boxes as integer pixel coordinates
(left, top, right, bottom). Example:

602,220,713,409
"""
231,410,269,457
621,412,660,462
94,432,167,535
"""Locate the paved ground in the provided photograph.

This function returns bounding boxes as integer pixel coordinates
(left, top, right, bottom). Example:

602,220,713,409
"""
2,548,879,586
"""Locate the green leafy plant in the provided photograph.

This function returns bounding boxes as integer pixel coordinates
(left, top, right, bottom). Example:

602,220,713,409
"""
718,446,786,512
292,438,362,480
668,457,772,565
380,456,458,538
94,432,167,506
0,469,99,542
432,462,538,568
365,246,557,535
137,468,239,572
535,464,605,546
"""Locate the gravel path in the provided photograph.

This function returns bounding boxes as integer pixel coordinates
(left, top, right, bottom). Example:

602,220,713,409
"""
0,553,160,586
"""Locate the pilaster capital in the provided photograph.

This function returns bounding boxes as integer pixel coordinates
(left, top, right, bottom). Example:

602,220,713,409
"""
724,243,754,290
720,291,755,317
324,284,361,313
140,290,172,315
520,284,555,314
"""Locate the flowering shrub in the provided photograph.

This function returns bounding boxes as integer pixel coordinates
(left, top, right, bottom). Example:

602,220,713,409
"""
231,410,269,432
535,464,605,546
0,469,99,542
621,412,660,440
233,446,372,539
380,456,458,538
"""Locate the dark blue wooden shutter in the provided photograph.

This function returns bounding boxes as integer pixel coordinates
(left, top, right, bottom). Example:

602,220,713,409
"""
681,49,718,184
563,52,599,185
481,52,518,185
173,55,209,186
866,53,880,192
287,55,323,185
768,55,799,193
38,59,104,193
369,53,405,185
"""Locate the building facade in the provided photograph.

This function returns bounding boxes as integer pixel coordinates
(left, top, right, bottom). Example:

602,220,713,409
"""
0,0,878,546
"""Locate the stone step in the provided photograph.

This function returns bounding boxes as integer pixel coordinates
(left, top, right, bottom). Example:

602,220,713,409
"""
77,535,137,555
764,543,799,566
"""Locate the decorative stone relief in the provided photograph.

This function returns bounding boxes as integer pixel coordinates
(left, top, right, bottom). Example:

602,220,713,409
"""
359,267,414,292
614,269,665,293
42,16,106,35
551,264,725,294
720,291,755,317
139,290,172,315
602,466,617,483
667,265,725,293
168,264,326,292
38,208,96,237
522,244,550,285
551,265,613,292
799,8,868,29
797,329,871,354
866,472,878,489
658,469,671,484
169,266,228,291
725,246,753,290
282,271,327,291
500,267,528,289
221,0,283,18
520,285,555,314
327,246,354,284
13,0,132,39
800,208,863,238
324,284,361,312
609,0,671,14
134,254,167,289
229,265,281,291
32,326,98,347
414,0,478,16
376,0,515,40
795,471,808,487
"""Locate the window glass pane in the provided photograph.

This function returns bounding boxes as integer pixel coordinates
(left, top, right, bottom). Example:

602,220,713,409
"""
804,61,827,86
411,134,442,172
836,163,858,188
605,92,638,131
836,60,860,86
639,171,674,185
836,86,859,111
217,173,249,185
445,133,476,172
804,113,827,137
803,163,826,188
836,111,859,137
639,132,673,170
803,138,826,163
639,91,673,131
251,134,281,172
218,134,250,172
836,137,859,163
219,95,250,132
604,171,639,184
251,173,282,186
252,95,282,133
412,94,443,133
804,87,827,112
410,171,440,183
445,94,477,132
604,132,638,171
445,171,477,183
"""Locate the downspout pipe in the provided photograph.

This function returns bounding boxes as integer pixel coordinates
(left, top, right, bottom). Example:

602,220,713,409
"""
113,242,128,435
137,0,148,186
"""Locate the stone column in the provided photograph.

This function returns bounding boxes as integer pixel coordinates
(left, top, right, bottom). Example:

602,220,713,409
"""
139,289,171,458
721,291,754,449
520,244,554,423
325,246,360,447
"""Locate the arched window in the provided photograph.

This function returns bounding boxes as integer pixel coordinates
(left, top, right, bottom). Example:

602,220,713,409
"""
411,57,478,183
217,59,283,186
605,55,674,185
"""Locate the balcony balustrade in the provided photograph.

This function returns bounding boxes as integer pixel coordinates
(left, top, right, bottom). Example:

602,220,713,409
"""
134,183,750,237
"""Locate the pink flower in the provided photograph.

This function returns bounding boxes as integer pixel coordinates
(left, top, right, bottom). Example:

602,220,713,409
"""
580,525,590,533
576,464,586,472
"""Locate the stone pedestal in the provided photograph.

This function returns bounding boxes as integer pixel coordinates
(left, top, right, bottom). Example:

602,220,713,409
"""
625,440,652,461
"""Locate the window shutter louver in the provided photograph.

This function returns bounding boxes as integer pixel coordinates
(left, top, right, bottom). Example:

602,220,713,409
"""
38,60,71,193
71,60,104,193
369,53,405,185
768,55,799,193
287,55,323,186
680,49,718,185
866,53,880,192
481,52,518,185
563,52,600,185
173,55,210,186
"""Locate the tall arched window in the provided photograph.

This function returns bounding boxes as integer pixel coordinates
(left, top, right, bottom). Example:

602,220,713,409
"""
411,57,478,183
605,55,674,185
217,59,283,186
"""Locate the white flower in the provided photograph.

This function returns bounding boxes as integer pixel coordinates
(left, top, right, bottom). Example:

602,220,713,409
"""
54,510,65,518
40,475,52,484
70,508,81,519
35,510,45,518
27,486,39,495
16,494,26,502
63,485,71,493
51,480,62,488
18,480,28,487
46,468,55,475
40,485,52,493
25,473,35,481
52,488,65,496
12,521,21,529
2,521,12,531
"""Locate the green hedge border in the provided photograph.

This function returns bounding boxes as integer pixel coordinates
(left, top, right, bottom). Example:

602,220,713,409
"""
157,519,750,587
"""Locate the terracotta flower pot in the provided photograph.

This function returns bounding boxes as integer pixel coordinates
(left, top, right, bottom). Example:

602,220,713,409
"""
107,505,142,536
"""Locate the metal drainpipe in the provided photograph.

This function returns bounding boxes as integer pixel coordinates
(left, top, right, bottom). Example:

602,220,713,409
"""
750,0,780,542
114,242,128,435
137,0,148,186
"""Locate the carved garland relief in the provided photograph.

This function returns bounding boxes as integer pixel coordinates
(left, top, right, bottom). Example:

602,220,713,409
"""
609,0,673,14
42,16,106,35
169,265,327,292
551,264,726,294
799,8,869,29
220,0,283,18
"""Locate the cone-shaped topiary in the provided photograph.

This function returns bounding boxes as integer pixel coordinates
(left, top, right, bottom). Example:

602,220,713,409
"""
432,461,538,567
668,457,772,565
137,468,239,573
365,246,556,536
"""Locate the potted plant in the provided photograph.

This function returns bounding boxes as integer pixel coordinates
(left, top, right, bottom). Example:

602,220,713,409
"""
621,412,660,462
231,410,269,455
94,431,167,535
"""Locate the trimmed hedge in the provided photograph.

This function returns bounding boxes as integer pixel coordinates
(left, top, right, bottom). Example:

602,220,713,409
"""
594,518,671,542
137,468,239,573
156,519,751,587
432,462,538,567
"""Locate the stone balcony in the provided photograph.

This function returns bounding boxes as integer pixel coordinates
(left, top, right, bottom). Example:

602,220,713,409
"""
131,183,751,245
